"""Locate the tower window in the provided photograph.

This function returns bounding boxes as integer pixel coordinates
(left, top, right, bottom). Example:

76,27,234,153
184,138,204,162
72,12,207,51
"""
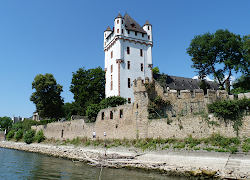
110,80,113,90
122,20,123,24
121,29,124,34
127,47,130,54
117,19,119,24
111,51,113,58
120,109,123,118
117,29,119,33
148,26,150,30
140,49,143,57
110,111,113,119
128,78,131,88
128,98,131,104
111,65,113,73
141,63,143,71
101,112,104,120
127,61,130,69
127,30,130,34
135,32,137,36
148,35,150,40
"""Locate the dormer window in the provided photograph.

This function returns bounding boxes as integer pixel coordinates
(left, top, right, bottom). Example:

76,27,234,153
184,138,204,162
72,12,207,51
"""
131,23,136,28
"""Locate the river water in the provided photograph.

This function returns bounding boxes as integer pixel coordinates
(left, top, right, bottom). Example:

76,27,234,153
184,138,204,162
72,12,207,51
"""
0,148,187,180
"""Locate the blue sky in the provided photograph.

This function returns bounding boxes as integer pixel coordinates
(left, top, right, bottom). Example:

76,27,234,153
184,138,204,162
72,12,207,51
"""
0,0,249,118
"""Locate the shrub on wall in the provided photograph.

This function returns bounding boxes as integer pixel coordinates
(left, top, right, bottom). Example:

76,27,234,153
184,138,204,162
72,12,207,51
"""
86,96,127,122
24,130,36,144
14,129,23,141
208,98,250,134
35,130,45,143
6,130,15,140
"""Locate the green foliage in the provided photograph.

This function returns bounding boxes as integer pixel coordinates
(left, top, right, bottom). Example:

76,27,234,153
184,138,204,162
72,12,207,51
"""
21,119,38,131
145,82,170,119
0,116,13,131
187,29,246,92
152,66,160,75
30,73,64,119
6,130,15,140
70,67,105,115
24,130,36,144
85,96,127,122
199,79,210,95
231,75,250,94
99,96,127,108
35,130,45,143
63,102,81,120
14,129,23,141
86,104,102,122
208,98,250,134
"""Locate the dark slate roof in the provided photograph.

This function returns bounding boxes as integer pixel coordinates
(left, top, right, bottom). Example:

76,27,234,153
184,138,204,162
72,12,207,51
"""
144,20,151,26
116,13,122,18
123,14,147,34
105,26,111,31
154,74,219,91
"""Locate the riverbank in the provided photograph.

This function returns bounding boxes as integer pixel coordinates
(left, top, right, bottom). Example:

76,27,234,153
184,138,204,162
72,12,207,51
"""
1,141,250,179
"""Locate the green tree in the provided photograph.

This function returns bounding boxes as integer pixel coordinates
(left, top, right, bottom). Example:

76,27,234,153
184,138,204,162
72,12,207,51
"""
241,35,250,75
152,66,160,75
70,67,105,115
187,29,246,93
30,74,64,119
63,102,81,120
231,75,250,94
0,116,12,131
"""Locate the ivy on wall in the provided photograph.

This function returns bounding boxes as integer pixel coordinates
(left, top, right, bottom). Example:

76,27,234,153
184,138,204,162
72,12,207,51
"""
207,98,250,135
145,82,171,119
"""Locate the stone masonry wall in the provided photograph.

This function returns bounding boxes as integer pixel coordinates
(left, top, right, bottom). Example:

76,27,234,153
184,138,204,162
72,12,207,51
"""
0,131,5,141
32,78,250,140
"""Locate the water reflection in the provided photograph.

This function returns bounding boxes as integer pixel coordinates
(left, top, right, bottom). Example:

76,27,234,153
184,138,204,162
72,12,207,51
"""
0,148,186,180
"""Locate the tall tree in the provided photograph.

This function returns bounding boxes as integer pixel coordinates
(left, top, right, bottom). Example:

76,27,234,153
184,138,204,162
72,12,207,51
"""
0,116,12,131
30,74,64,119
187,29,246,92
70,67,105,115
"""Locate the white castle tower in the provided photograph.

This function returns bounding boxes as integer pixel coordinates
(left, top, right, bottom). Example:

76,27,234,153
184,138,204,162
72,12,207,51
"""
104,13,153,103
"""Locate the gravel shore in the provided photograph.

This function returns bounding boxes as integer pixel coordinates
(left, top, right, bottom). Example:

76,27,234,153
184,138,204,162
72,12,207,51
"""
1,141,250,179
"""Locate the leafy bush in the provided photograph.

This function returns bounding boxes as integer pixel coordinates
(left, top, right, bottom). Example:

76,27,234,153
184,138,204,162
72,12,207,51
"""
24,130,36,144
14,129,23,141
86,96,127,122
208,98,250,134
35,130,45,143
6,130,15,140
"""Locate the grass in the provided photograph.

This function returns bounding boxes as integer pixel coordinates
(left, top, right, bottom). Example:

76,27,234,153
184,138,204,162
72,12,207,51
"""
45,134,249,154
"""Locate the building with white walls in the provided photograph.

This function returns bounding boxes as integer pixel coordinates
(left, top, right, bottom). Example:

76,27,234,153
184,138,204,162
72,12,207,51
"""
104,13,153,103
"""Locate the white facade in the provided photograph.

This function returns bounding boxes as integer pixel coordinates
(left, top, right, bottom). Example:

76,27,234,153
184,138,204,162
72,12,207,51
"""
104,14,153,102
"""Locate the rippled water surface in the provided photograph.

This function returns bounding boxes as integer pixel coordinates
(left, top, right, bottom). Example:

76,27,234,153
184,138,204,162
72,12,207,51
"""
0,148,187,180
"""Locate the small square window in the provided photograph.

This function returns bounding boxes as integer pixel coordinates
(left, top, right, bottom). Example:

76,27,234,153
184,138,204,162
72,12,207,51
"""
110,111,113,119
127,47,130,54
101,112,104,120
127,61,130,69
128,98,131,104
141,63,143,71
120,109,123,118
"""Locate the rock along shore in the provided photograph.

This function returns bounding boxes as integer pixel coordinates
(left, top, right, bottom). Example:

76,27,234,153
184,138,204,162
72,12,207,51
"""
1,141,250,179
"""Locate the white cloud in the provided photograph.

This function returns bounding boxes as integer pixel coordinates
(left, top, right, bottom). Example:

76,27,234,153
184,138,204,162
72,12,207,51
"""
192,75,213,81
